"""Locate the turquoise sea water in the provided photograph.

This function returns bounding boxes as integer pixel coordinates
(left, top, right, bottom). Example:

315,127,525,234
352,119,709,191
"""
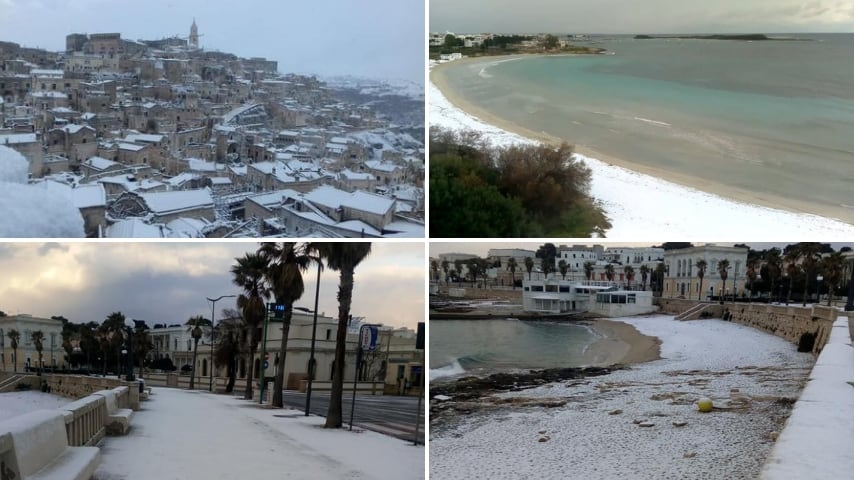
437,34,854,221
429,319,598,382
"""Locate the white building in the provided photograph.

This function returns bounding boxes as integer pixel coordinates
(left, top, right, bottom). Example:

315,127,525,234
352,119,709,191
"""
522,277,655,317
663,245,749,300
0,314,65,371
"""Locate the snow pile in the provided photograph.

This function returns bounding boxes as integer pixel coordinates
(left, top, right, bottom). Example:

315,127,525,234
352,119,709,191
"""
0,146,85,237
430,315,814,479
429,81,854,238
0,391,70,422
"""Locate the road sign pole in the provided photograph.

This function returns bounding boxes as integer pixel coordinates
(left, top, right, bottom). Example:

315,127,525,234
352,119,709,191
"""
413,375,424,445
349,341,361,431
259,305,270,405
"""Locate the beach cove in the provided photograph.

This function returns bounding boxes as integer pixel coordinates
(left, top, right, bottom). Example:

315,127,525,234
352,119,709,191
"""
429,315,814,479
430,46,854,237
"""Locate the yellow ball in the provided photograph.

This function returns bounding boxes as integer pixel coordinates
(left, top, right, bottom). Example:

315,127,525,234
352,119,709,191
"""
697,397,713,413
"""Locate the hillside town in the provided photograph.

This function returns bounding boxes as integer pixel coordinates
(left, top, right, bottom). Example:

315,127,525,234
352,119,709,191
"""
0,21,424,238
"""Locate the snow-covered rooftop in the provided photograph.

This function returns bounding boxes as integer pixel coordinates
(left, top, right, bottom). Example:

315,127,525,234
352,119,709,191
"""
303,185,394,215
139,188,214,215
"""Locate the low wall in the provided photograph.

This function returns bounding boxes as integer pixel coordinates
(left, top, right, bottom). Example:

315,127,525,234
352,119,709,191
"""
728,304,835,354
438,285,523,301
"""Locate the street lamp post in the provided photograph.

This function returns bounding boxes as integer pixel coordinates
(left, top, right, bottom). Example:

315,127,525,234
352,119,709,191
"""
816,274,823,305
207,294,236,393
124,325,135,382
305,262,322,417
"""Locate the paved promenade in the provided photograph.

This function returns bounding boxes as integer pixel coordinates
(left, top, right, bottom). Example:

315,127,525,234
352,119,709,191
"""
94,388,424,479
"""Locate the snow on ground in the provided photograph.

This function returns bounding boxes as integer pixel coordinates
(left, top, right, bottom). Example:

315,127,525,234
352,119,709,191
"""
762,314,854,479
430,315,814,480
429,80,854,239
96,387,423,480
0,146,85,237
0,390,70,422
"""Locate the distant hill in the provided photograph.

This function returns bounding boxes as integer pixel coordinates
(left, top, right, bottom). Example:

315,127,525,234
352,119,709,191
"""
634,34,803,41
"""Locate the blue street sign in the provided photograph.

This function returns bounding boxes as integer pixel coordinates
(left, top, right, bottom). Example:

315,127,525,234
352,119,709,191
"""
359,325,379,351
263,361,269,369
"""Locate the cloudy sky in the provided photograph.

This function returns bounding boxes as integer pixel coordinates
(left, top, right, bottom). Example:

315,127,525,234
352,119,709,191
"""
431,0,854,34
0,242,424,330
0,0,424,83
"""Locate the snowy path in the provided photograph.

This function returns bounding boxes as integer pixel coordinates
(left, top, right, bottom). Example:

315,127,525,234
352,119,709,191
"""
0,390,70,421
430,315,814,480
94,388,424,480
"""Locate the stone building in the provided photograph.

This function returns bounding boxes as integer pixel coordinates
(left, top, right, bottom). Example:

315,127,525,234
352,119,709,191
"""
663,245,749,300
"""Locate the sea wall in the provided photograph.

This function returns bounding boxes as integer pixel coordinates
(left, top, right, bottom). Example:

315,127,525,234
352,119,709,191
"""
728,304,835,354
656,298,835,354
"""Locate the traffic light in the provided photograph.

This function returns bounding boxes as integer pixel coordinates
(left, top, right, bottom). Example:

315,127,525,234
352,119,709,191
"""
268,303,286,319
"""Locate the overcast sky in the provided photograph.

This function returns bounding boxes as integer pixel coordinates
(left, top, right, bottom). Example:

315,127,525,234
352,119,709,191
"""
0,0,424,83
430,0,854,34
0,242,424,330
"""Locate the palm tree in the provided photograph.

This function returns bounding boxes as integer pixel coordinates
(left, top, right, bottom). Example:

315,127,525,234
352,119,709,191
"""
315,243,372,429
623,265,635,289
639,265,650,291
231,252,271,400
796,243,822,306
746,258,758,302
821,252,845,306
717,259,730,303
765,249,782,302
695,259,708,301
185,315,211,390
102,312,126,375
524,257,534,280
259,242,311,408
506,257,518,289
214,312,243,393
454,259,464,286
654,262,667,295
31,330,44,375
558,260,568,280
7,329,19,372
541,258,553,279
604,264,615,282
430,260,439,283
584,261,595,281
441,260,450,285
133,328,153,378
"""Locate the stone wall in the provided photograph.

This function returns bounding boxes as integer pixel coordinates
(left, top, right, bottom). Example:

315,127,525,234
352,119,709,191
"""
728,304,836,354
437,284,522,301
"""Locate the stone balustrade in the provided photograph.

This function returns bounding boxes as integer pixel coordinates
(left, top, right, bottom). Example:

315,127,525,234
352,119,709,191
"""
60,394,107,447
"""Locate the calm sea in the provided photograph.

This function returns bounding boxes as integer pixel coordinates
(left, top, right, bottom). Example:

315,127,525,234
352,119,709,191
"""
429,319,598,382
437,34,854,220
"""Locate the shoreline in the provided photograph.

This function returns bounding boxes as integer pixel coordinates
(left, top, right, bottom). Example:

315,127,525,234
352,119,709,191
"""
430,57,854,226
584,318,662,366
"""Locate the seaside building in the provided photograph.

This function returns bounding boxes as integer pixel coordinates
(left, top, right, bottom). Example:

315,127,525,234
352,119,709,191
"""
662,245,748,300
0,314,65,372
521,277,655,317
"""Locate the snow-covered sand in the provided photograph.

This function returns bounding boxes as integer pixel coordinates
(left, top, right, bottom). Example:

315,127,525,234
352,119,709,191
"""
96,388,423,480
429,73,854,239
429,315,814,480
0,390,70,422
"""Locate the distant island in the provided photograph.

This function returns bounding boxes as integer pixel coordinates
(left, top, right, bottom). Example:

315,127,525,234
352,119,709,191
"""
634,34,809,41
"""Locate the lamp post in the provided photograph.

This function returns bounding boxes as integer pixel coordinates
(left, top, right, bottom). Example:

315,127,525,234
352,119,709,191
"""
304,261,322,417
816,274,823,305
206,294,236,393
124,325,135,382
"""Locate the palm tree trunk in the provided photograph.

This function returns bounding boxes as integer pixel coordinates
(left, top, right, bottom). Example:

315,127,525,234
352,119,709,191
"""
325,267,355,428
272,310,293,408
226,356,236,393
698,278,703,301
190,339,198,389
244,338,257,400
802,277,809,306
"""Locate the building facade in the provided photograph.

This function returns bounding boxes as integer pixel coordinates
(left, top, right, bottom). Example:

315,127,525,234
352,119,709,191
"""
663,245,749,300
0,314,65,371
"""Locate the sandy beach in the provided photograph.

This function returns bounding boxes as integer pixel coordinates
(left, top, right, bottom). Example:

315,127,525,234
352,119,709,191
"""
430,58,854,233
584,318,662,366
430,315,815,479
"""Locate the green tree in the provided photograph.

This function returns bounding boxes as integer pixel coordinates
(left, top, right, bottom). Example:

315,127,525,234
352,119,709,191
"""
231,252,271,400
717,259,731,302
695,259,707,301
314,243,372,429
746,258,758,302
604,264,615,282
31,330,44,375
796,242,822,306
259,242,312,409
7,329,19,372
430,260,439,283
133,326,153,378
102,312,127,375
441,260,450,285
558,260,568,280
584,261,595,281
524,257,535,280
639,265,650,291
623,265,635,289
784,251,799,304
506,257,518,289
764,248,782,301
820,252,845,306
186,315,211,390
543,34,559,50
